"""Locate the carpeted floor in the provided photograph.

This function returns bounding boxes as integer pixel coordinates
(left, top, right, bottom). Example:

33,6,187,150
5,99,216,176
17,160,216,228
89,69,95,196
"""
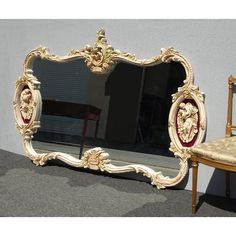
0,149,236,217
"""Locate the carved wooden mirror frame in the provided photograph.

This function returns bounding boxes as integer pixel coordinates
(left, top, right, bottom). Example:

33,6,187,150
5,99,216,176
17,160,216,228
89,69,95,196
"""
13,29,206,189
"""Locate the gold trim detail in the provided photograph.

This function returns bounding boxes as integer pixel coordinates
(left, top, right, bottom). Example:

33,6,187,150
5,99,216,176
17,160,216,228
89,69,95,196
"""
13,28,207,189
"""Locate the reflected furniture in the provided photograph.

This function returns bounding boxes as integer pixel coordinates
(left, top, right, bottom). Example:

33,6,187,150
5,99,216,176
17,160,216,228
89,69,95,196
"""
42,99,101,157
13,29,207,189
191,75,236,214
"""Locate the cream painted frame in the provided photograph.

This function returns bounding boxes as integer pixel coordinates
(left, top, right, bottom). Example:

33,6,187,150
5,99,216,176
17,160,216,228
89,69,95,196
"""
13,29,207,189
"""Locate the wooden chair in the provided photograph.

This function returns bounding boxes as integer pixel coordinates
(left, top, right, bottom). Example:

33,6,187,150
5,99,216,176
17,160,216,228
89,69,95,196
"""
191,75,236,214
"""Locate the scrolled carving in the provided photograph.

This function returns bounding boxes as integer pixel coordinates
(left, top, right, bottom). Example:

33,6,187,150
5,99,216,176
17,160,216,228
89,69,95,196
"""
32,153,57,166
172,84,204,103
160,47,180,63
15,121,40,138
177,102,199,143
169,143,191,162
81,147,111,171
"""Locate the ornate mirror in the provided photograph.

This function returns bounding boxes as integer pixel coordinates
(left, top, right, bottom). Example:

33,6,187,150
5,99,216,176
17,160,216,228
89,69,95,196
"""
13,29,206,188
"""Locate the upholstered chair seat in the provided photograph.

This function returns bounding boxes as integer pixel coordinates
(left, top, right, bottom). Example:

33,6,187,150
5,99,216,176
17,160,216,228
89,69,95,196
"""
191,136,236,165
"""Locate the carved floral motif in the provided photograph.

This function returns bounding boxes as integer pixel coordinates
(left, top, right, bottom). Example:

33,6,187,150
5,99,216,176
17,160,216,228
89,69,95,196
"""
177,102,199,143
172,84,204,103
81,147,110,171
69,29,137,74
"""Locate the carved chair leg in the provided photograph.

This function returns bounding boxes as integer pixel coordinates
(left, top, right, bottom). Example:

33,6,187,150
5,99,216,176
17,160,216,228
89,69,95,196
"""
225,171,231,198
192,156,199,214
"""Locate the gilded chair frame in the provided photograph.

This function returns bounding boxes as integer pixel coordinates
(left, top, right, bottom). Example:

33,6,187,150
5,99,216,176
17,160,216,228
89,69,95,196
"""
191,75,236,214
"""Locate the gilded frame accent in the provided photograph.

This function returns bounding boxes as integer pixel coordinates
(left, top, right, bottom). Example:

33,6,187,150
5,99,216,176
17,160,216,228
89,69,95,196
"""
13,29,207,188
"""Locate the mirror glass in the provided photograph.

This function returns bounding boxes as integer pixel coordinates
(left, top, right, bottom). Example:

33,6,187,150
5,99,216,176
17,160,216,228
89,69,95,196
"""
31,57,186,178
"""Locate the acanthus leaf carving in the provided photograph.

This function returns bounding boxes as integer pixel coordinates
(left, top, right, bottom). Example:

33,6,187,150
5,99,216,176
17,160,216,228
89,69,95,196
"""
16,70,41,91
69,29,137,73
169,142,191,162
32,154,56,166
81,147,111,171
172,84,204,103
160,47,180,63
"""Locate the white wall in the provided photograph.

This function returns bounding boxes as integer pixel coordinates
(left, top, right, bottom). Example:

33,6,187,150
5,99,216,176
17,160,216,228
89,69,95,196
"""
1,19,236,197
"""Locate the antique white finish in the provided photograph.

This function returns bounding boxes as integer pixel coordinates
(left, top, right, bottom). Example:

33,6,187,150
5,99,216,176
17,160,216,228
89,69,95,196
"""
168,83,206,161
13,29,207,188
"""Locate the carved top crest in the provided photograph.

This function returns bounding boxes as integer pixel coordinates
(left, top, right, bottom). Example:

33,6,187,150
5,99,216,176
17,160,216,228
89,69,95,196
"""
81,147,110,171
22,28,193,82
68,28,137,73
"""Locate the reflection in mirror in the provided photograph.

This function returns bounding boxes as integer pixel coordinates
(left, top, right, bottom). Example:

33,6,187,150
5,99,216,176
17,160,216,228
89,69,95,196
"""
32,58,186,178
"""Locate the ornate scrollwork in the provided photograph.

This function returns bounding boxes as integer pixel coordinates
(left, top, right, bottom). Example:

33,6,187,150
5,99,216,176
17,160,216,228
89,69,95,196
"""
169,143,191,162
32,153,57,166
172,84,204,103
19,88,34,122
160,47,180,63
81,147,111,171
13,70,41,140
14,28,207,189
69,28,137,74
